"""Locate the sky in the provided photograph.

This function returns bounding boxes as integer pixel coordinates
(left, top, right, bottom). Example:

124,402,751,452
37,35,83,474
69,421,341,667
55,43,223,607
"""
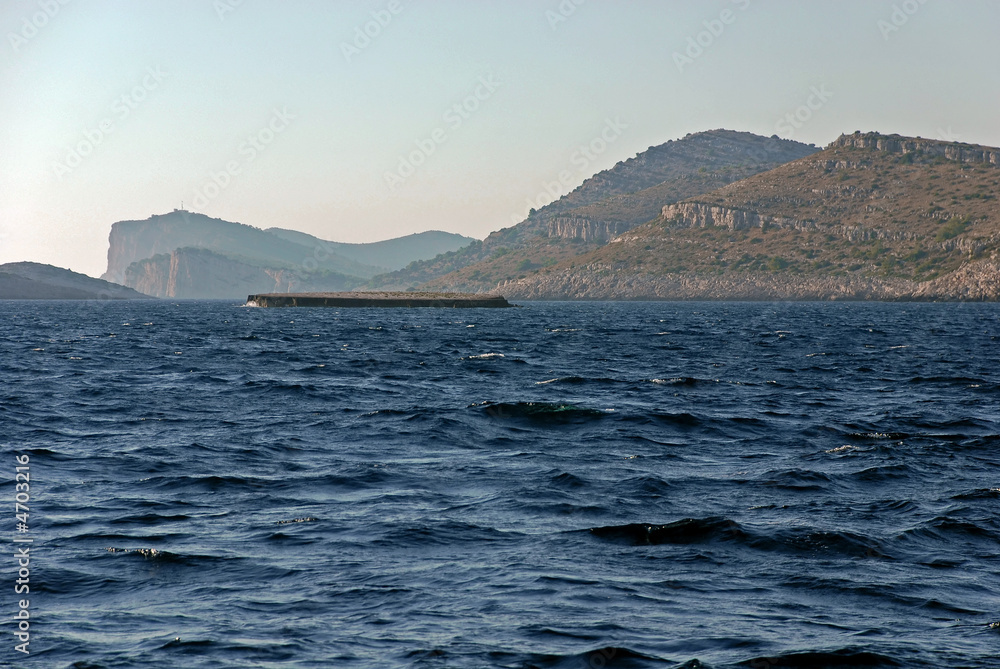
2,0,999,278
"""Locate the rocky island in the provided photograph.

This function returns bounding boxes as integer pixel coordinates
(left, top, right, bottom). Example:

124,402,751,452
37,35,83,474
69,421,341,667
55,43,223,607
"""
246,291,512,308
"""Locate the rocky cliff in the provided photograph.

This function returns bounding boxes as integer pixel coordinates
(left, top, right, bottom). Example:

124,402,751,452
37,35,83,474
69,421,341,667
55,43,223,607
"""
831,132,1000,165
124,248,359,299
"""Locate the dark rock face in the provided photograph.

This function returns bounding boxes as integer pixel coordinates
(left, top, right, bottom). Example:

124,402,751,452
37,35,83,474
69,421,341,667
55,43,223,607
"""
0,262,150,299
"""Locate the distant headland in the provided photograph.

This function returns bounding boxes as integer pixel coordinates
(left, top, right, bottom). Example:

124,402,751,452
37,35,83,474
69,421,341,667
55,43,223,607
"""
0,262,151,300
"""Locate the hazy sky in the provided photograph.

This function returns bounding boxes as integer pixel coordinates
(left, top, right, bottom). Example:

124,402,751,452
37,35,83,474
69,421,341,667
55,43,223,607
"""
2,0,999,277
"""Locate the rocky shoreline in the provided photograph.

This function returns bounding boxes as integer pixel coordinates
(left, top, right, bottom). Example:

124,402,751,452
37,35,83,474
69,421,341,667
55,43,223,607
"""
497,259,1000,302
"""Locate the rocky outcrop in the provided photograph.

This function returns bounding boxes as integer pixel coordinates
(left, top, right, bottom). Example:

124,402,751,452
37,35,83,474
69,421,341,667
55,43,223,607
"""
831,132,1000,165
545,217,633,242
648,203,930,245
654,203,815,233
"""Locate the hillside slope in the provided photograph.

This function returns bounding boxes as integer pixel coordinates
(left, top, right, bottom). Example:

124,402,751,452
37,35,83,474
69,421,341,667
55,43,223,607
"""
373,130,818,290
265,228,475,271
499,132,1000,301
0,262,150,299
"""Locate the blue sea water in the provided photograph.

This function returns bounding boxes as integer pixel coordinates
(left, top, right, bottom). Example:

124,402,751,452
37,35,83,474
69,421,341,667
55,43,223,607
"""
1,299,999,668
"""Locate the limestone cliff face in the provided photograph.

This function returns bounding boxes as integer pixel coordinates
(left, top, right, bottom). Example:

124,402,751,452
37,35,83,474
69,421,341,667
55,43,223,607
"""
545,217,633,242
650,203,933,244
125,248,357,299
830,132,1000,166
655,203,815,233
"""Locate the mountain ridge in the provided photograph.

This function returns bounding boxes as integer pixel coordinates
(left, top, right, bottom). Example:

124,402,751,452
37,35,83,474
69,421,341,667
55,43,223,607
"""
371,129,819,289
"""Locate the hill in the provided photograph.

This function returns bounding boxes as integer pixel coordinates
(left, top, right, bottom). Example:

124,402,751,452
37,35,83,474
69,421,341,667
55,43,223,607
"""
373,130,819,290
496,132,1000,301
0,262,151,299
265,228,474,272
102,211,476,298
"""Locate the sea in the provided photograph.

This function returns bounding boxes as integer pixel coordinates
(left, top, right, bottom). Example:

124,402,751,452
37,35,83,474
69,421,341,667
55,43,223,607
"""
2,300,998,668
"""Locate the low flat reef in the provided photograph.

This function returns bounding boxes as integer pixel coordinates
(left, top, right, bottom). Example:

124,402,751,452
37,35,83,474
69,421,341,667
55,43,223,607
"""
246,291,512,308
